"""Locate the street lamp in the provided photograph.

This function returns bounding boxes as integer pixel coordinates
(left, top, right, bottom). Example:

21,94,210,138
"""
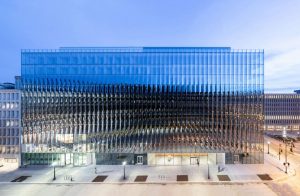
52,162,57,181
283,127,290,174
207,159,210,180
267,141,270,154
279,144,282,160
122,161,127,180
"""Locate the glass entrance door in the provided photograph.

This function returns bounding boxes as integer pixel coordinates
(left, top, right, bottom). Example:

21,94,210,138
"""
190,157,198,165
234,155,239,164
137,156,143,164
73,153,87,166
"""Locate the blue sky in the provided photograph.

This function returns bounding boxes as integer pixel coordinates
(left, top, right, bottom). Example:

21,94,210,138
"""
0,0,300,92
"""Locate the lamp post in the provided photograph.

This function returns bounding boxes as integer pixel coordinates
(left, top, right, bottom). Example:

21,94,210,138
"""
284,141,289,174
267,141,270,154
283,127,289,174
207,158,210,180
279,144,282,160
52,162,57,181
122,161,126,180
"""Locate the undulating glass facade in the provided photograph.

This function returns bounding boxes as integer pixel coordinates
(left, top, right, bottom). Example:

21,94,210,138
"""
20,47,264,165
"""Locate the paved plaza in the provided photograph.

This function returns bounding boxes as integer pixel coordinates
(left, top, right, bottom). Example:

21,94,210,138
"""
0,159,288,184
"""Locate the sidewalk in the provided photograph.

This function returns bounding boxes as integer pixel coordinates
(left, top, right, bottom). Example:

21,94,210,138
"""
264,136,300,175
0,161,288,184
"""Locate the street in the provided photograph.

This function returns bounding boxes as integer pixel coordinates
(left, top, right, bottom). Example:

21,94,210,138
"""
0,183,277,196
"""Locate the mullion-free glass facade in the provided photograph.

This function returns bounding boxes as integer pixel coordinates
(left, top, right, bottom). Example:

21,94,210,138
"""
21,47,264,164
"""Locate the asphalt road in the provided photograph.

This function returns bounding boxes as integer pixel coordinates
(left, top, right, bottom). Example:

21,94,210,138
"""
0,183,277,196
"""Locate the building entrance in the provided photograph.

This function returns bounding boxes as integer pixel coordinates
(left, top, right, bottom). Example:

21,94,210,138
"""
190,157,199,165
148,153,212,166
137,156,143,164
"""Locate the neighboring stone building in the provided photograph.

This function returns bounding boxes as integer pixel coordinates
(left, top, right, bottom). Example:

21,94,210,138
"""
264,93,300,132
0,83,21,166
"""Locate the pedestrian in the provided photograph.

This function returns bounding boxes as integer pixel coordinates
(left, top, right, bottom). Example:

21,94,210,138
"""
95,167,97,174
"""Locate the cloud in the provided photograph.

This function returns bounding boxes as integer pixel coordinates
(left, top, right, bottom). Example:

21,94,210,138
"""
264,36,300,92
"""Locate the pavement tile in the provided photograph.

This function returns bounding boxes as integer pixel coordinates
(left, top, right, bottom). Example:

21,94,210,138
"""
11,176,31,182
92,175,108,182
134,175,148,182
177,175,188,181
257,174,273,181
217,175,230,181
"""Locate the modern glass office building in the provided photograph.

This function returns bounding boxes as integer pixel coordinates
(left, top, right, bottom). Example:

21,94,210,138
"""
20,47,264,166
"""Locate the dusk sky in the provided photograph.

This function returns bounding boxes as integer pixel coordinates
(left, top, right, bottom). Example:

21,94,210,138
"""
0,0,299,92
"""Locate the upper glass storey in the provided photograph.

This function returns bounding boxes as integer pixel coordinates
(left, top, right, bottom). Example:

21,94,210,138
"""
21,47,264,93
